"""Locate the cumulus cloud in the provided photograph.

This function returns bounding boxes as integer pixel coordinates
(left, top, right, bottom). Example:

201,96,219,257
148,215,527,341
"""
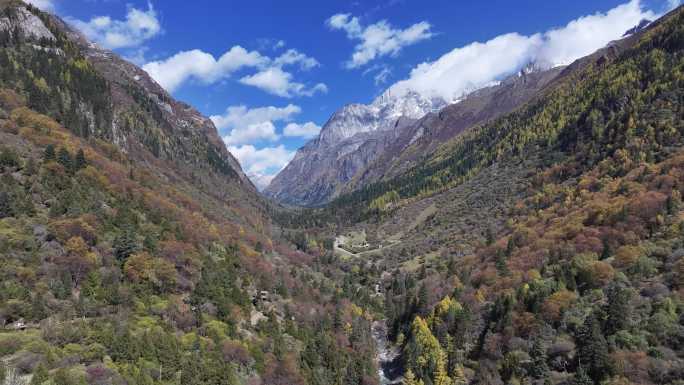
143,45,325,96
389,33,540,101
25,0,54,11
240,67,327,98
66,2,161,50
283,122,321,139
668,0,682,10
211,104,301,145
211,104,301,131
534,0,656,67
388,0,656,102
143,46,267,92
327,13,433,68
228,144,295,190
223,121,279,146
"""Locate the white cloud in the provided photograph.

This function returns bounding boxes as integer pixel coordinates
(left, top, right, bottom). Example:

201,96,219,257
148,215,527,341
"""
228,144,295,190
25,0,54,11
534,0,656,67
211,104,301,145
143,45,325,96
274,49,320,70
327,13,433,68
374,66,392,85
668,0,681,10
66,2,161,50
388,0,656,102
239,67,327,98
123,47,149,66
256,38,286,51
283,122,321,139
390,33,541,101
211,104,301,131
223,121,279,146
142,46,267,92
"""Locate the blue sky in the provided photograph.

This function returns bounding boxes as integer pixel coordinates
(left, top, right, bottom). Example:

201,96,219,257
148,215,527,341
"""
30,0,680,189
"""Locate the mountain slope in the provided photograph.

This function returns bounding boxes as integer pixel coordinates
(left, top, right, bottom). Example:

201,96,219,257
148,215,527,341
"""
264,91,445,207
0,2,381,384
0,0,254,194
266,62,566,207
345,65,565,193
285,6,684,385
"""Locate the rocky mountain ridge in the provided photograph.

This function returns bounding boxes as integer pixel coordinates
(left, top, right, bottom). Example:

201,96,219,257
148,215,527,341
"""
265,16,665,208
265,90,445,206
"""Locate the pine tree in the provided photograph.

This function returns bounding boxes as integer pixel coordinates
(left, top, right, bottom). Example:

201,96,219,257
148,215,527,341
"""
495,248,509,275
0,191,12,219
576,313,612,383
74,149,87,171
529,337,550,379
43,144,55,161
572,365,593,385
418,283,429,314
113,226,138,261
57,147,72,170
604,283,631,335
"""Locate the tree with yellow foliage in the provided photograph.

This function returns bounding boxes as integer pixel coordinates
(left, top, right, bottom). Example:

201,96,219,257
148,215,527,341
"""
405,316,446,384
434,349,452,385
451,364,467,385
404,369,425,385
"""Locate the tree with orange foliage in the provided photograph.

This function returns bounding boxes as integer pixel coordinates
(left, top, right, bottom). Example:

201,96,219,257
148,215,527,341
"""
541,289,577,323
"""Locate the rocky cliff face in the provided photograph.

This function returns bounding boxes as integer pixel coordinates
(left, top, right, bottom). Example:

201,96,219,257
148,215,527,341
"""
264,91,445,206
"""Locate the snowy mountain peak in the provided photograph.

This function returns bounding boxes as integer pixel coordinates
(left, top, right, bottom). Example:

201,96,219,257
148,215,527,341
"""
318,89,446,146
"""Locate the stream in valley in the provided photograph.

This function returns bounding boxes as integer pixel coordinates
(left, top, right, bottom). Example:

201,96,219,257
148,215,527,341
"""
371,320,403,385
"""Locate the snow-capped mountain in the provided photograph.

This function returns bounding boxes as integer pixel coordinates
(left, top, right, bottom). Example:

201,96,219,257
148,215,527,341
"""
264,62,568,207
318,90,446,145
264,90,444,206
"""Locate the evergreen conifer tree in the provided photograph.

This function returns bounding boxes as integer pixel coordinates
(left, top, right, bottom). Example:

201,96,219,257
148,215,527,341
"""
530,338,550,379
43,144,55,161
0,191,12,218
57,147,72,170
74,148,87,171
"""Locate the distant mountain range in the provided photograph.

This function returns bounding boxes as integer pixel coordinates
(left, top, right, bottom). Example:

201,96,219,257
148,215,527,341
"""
264,60,562,206
264,15,666,208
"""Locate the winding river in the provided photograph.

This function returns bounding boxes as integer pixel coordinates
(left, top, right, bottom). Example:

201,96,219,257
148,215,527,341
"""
372,320,403,385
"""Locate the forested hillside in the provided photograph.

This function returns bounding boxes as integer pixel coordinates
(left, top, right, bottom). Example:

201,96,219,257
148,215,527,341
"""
279,5,684,385
2,1,684,385
0,2,381,384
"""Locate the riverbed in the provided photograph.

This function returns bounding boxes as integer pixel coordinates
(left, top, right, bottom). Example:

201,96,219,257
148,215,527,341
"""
371,320,403,385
